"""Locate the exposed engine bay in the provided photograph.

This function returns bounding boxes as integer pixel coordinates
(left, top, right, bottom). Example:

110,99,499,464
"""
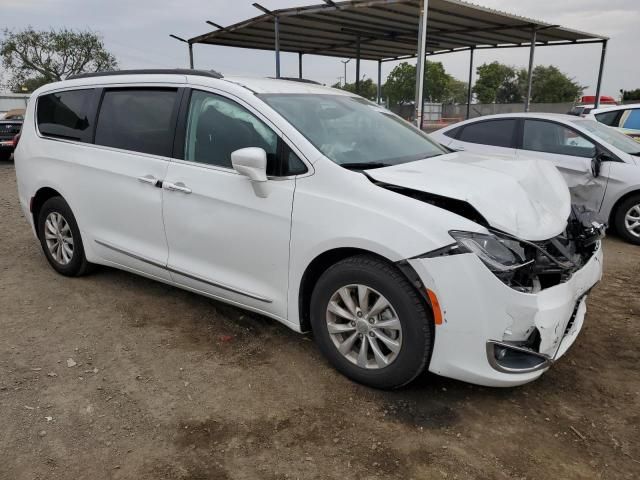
487,206,605,292
378,181,605,293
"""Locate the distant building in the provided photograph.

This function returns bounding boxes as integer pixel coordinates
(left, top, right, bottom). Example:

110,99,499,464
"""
0,93,30,118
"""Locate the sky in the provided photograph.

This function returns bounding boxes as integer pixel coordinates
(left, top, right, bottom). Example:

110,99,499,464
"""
2,0,639,98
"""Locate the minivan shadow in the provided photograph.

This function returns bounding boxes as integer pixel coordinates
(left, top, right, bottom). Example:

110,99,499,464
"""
89,264,551,409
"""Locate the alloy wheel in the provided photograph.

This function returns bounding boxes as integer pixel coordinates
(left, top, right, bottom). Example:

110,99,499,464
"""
625,204,640,239
44,212,74,265
325,284,402,369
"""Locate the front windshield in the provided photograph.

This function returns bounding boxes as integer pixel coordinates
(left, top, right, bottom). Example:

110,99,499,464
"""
571,118,640,155
260,94,446,167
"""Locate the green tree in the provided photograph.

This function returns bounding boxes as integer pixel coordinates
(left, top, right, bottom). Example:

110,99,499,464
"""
473,62,523,103
529,65,583,103
622,89,640,101
332,78,377,101
445,77,469,104
382,61,466,106
473,62,583,104
1,27,118,92
382,62,416,106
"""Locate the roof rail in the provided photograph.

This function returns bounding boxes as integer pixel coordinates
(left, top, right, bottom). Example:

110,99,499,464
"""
68,69,223,80
268,77,322,85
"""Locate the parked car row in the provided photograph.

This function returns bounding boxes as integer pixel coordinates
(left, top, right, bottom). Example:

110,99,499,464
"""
14,71,604,390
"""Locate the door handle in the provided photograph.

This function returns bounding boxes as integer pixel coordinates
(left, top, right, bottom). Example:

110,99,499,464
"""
138,175,160,186
449,145,465,152
163,181,192,194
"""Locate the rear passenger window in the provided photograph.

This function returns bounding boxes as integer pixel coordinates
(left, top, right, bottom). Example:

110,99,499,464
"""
95,89,177,157
458,120,516,148
37,89,94,141
595,110,622,127
443,126,462,139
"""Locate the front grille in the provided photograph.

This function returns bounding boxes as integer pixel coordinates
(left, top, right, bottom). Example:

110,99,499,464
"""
0,123,21,135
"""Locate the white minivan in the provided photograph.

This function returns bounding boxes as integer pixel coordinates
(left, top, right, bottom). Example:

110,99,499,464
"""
15,70,604,389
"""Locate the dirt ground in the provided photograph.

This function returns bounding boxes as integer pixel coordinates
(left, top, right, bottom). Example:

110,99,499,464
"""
0,160,638,480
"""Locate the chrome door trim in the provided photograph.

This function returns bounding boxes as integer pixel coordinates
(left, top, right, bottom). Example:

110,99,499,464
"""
94,239,272,304
165,266,272,303
95,239,166,269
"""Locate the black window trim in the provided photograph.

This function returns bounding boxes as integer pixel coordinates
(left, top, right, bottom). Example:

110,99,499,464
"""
595,109,624,128
455,118,520,149
35,87,101,143
174,87,309,177
518,117,623,162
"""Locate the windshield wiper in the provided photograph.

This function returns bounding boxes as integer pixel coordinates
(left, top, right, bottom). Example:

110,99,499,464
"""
340,162,391,170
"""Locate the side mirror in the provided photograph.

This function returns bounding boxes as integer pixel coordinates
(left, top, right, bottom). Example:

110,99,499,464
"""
591,155,602,178
231,147,269,198
591,152,614,178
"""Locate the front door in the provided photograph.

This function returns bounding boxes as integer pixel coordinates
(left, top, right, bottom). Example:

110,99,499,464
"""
516,119,608,212
162,89,299,320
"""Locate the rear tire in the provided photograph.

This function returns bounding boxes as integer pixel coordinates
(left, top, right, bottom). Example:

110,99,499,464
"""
310,255,433,389
613,194,640,245
37,196,92,276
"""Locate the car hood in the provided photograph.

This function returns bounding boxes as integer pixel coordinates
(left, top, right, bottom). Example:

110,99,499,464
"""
366,152,571,241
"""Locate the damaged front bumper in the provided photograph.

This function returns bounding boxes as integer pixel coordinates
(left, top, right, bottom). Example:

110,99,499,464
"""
408,240,603,387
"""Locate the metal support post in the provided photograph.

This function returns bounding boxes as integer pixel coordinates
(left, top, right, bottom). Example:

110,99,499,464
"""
355,35,361,94
525,27,537,112
415,0,429,128
466,47,474,119
377,60,382,104
594,40,608,109
274,16,281,78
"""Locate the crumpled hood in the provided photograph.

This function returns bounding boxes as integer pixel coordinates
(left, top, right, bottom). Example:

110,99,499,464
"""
367,152,571,241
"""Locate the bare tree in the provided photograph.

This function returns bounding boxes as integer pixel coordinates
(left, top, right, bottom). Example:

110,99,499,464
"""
1,27,118,92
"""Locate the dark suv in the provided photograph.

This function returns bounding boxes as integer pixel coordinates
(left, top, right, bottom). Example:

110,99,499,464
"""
0,109,25,160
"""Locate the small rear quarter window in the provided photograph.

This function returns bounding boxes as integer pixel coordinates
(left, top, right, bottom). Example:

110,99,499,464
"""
37,89,94,141
443,126,461,139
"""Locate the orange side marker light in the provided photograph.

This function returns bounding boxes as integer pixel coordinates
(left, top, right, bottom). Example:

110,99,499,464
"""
426,289,443,325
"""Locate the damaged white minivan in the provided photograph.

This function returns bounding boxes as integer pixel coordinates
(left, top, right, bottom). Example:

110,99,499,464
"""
15,70,604,389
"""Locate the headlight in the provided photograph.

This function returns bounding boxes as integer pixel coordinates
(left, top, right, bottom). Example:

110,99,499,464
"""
449,230,531,272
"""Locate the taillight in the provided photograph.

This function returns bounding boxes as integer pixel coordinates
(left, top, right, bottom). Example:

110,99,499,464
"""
12,133,21,148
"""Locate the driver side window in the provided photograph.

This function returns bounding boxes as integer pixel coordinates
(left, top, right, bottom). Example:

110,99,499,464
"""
184,90,279,174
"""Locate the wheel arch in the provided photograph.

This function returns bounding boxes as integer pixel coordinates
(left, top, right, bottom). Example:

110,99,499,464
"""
609,189,640,232
297,247,432,333
31,187,64,238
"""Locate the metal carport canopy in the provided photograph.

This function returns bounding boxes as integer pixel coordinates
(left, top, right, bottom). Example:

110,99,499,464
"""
185,0,608,125
189,0,606,62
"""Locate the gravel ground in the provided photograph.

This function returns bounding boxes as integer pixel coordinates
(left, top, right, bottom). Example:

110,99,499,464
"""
1,160,639,480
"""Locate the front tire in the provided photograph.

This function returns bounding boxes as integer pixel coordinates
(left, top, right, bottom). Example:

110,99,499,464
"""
613,194,640,245
310,255,433,389
37,196,92,276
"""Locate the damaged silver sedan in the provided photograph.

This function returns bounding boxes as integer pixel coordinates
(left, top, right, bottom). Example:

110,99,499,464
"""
432,113,640,245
